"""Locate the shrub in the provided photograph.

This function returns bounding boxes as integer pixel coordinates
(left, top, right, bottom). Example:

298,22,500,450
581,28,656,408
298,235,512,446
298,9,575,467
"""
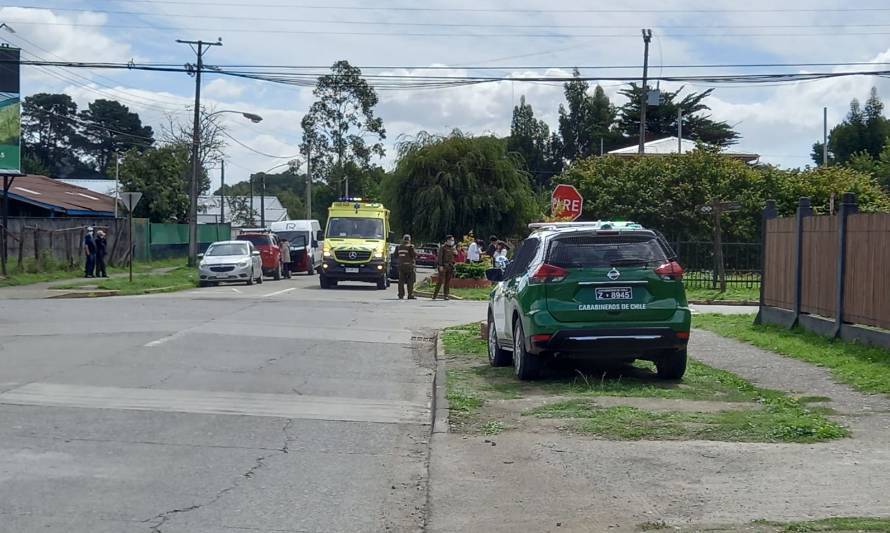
454,262,489,279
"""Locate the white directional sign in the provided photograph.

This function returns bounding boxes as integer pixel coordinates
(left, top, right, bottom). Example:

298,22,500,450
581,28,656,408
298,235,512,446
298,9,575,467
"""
119,191,142,212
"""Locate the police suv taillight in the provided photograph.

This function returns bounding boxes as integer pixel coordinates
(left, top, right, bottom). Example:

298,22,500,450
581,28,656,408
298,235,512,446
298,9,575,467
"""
529,263,568,284
654,261,684,281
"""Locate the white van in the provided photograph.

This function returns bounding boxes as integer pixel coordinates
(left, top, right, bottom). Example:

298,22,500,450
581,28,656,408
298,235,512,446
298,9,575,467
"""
270,220,323,275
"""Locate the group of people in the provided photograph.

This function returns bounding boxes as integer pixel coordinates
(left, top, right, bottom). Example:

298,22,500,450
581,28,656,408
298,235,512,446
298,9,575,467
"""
394,233,511,301
83,226,108,278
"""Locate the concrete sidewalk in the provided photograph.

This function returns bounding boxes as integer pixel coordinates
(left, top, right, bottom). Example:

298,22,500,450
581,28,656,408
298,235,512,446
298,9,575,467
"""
427,330,890,532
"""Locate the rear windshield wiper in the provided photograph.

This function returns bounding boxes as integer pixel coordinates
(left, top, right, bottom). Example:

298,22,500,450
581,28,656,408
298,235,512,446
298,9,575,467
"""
609,258,651,267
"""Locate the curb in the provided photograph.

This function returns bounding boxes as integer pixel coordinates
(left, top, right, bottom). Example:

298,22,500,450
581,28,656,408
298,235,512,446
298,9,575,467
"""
47,289,120,299
431,333,449,434
143,284,194,294
689,299,759,306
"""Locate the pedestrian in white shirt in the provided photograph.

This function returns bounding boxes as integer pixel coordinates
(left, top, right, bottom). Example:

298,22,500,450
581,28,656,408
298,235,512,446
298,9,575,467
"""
467,240,480,263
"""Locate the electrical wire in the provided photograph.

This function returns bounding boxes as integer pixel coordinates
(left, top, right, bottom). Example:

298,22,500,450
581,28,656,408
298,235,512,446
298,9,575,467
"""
15,6,890,30
11,19,890,39
220,130,302,159
36,0,890,14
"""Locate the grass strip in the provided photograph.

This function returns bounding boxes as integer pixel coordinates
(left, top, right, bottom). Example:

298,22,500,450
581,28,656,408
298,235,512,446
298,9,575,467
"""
694,313,890,396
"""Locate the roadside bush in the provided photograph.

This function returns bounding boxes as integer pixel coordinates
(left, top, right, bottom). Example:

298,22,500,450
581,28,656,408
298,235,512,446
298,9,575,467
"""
454,262,489,279
557,149,890,241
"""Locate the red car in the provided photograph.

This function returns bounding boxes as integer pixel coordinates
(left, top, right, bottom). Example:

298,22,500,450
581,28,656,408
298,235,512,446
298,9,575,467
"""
236,231,284,280
416,243,439,267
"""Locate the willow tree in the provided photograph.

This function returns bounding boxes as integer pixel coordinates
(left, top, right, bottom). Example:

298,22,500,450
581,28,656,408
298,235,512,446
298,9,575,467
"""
383,131,539,241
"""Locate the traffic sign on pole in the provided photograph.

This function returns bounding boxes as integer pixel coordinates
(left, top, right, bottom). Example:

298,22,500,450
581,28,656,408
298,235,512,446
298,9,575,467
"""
119,191,142,212
551,184,584,221
119,192,142,282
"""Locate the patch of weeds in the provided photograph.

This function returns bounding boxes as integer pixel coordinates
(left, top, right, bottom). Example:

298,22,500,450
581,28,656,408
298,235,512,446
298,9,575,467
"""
441,323,487,358
526,396,847,443
694,313,890,396
480,421,505,435
637,520,669,531
767,516,890,532
446,369,483,414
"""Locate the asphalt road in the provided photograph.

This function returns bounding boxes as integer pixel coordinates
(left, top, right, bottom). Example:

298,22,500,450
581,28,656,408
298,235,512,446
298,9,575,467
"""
0,273,486,533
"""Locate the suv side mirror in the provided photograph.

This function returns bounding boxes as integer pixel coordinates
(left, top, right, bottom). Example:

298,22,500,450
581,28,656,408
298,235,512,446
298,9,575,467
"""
388,231,396,243
316,230,324,241
252,250,260,256
197,253,204,259
485,268,504,283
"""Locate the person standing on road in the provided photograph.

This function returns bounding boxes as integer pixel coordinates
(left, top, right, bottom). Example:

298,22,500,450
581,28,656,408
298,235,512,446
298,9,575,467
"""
467,238,480,263
396,234,416,300
83,227,96,278
432,234,456,300
95,230,108,278
280,239,292,279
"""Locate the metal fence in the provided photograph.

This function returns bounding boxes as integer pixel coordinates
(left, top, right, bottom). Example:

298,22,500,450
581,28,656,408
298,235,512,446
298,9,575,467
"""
670,240,762,289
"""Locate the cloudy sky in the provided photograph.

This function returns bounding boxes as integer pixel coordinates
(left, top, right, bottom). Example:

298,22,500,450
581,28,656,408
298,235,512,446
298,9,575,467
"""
4,1,890,190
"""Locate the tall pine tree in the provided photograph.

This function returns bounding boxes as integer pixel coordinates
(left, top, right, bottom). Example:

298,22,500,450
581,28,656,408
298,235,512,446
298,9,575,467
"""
506,95,562,189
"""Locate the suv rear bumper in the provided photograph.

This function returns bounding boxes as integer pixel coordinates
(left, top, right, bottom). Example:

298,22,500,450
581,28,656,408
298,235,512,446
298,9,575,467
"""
529,327,688,357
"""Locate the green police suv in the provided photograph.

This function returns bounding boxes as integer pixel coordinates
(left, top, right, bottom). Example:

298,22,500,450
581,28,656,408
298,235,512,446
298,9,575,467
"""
485,221,691,380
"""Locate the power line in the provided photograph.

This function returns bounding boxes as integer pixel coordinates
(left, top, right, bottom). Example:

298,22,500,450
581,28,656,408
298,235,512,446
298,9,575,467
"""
220,130,301,159
13,6,890,30
11,19,890,39
37,0,890,14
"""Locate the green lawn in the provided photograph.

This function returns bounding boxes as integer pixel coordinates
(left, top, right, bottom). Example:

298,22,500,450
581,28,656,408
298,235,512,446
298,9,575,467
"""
685,284,759,302
1,257,186,287
416,280,491,300
52,266,197,295
694,314,890,396
442,323,845,442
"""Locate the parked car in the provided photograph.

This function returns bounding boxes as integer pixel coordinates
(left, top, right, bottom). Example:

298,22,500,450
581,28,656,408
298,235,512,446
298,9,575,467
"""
416,243,439,267
271,219,323,276
236,230,283,280
486,221,690,380
197,240,263,287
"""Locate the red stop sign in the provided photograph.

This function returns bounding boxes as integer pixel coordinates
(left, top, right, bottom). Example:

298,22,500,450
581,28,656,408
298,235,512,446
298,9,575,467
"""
551,184,584,221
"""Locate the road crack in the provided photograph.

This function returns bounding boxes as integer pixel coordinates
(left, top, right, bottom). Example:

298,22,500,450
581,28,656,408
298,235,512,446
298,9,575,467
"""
145,418,294,532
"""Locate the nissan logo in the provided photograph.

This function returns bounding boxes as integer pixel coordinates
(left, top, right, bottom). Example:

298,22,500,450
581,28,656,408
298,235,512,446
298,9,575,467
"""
607,268,621,280
348,251,358,260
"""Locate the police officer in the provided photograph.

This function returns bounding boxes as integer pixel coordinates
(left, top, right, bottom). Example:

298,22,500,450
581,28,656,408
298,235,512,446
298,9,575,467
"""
432,234,456,300
396,234,416,300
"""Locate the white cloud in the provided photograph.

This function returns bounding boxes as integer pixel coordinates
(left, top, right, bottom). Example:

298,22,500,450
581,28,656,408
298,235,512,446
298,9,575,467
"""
204,78,246,99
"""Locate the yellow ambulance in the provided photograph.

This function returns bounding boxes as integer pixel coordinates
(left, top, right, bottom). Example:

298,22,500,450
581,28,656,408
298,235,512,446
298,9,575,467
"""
319,198,393,290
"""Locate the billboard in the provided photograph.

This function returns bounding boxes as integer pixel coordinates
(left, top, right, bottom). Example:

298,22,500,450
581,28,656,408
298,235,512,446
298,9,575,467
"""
0,46,21,174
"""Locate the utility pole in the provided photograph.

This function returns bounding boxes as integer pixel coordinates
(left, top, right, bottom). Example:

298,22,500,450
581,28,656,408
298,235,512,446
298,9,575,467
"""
219,159,225,225
260,175,266,228
1,174,17,277
114,153,120,218
249,176,254,226
823,106,828,166
177,37,221,267
677,108,683,153
638,28,653,154
599,137,604,156
306,142,312,220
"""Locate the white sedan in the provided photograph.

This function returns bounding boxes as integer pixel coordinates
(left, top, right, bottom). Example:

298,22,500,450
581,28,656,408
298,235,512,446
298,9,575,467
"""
198,240,263,287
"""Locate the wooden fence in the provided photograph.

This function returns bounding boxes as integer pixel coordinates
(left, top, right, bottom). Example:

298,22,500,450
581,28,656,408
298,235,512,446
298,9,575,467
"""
759,194,890,346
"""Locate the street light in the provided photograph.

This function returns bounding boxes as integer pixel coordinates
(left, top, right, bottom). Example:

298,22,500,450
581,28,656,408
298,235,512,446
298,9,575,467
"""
187,108,264,267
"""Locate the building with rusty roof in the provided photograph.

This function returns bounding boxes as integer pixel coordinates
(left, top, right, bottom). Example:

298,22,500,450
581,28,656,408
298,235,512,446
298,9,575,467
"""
4,175,116,217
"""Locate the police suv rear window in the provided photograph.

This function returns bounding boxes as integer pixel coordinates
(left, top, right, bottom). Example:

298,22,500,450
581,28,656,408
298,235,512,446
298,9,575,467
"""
546,234,667,268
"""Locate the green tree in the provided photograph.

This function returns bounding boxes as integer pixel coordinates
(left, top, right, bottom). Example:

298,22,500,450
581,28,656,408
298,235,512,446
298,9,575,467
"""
558,70,623,161
119,144,190,222
79,99,154,174
507,95,562,189
20,93,90,175
812,88,890,165
617,85,739,147
847,143,890,190
301,60,386,196
383,131,539,240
